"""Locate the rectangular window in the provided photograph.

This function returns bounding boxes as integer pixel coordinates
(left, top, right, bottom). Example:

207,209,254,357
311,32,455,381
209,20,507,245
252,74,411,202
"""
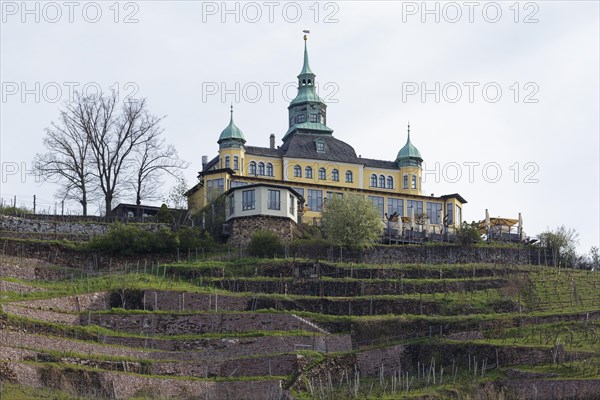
228,194,235,216
446,203,454,225
242,190,255,211
388,198,404,217
206,178,224,201
293,187,304,198
307,189,323,212
316,141,325,152
403,175,408,189
297,114,306,123
268,190,280,210
456,205,462,224
289,195,295,215
426,202,443,224
230,181,247,188
309,114,318,123
368,195,385,219
406,200,423,217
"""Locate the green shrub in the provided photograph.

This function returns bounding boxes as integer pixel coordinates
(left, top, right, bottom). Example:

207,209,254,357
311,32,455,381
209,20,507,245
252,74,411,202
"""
156,203,174,223
0,205,32,216
456,221,482,247
87,223,178,255
247,230,283,257
177,226,218,251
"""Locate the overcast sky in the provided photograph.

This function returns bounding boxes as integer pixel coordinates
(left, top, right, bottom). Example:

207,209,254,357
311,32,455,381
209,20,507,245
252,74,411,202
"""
1,1,598,253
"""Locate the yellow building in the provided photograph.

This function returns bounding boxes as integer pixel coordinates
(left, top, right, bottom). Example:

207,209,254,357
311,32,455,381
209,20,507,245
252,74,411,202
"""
186,36,466,235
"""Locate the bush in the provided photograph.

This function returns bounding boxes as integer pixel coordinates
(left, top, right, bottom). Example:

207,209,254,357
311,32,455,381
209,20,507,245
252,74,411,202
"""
247,230,283,257
456,222,482,247
87,223,178,255
156,203,174,224
177,226,219,251
0,205,32,216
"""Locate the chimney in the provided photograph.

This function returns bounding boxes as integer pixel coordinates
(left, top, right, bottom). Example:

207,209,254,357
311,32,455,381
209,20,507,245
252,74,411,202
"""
201,155,208,170
269,134,275,149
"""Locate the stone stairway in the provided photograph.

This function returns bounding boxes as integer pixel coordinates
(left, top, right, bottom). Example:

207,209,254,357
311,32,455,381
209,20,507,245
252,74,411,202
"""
290,313,329,335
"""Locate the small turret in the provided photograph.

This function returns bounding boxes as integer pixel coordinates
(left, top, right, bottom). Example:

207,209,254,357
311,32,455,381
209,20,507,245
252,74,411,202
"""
396,123,423,167
218,105,246,149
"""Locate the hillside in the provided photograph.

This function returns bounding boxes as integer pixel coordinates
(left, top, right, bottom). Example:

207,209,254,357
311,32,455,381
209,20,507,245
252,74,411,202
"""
0,253,599,399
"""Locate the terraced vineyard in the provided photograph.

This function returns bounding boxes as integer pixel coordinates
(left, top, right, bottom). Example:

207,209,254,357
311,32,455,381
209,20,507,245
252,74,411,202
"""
1,255,599,399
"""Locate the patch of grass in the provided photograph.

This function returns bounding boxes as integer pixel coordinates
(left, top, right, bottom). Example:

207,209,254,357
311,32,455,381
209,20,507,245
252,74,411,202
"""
0,382,84,400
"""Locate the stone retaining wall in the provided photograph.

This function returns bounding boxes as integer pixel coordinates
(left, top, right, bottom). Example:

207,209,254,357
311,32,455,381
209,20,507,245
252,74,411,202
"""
213,277,507,297
228,215,298,248
0,362,287,400
105,334,353,358
0,215,167,238
141,290,248,312
151,354,298,378
496,379,600,400
85,313,324,335
10,292,110,313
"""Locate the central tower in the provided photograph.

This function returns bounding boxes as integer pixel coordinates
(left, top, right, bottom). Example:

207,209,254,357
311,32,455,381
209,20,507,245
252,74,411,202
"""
282,34,333,141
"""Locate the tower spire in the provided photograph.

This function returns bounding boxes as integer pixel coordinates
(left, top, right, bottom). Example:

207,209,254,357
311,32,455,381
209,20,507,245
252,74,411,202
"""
283,32,333,141
300,30,313,76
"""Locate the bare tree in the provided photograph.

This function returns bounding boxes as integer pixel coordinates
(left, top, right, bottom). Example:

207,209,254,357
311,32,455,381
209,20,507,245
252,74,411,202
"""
81,94,165,216
34,100,96,215
129,135,189,216
37,92,178,217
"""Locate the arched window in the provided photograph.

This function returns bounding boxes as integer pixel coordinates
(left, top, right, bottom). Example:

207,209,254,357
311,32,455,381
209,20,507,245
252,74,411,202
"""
294,165,302,178
386,176,393,189
305,166,313,179
370,174,377,187
403,175,408,189
258,162,265,176
379,175,385,188
225,156,230,169
249,161,257,175
331,169,339,181
233,156,239,170
346,170,353,183
266,163,273,177
319,167,326,180
411,175,417,189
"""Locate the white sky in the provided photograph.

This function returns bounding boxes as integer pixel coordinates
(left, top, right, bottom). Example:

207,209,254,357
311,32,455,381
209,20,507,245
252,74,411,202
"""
1,1,598,253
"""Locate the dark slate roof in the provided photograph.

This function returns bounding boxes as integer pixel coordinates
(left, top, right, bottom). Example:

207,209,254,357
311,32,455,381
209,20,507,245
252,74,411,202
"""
245,134,399,168
204,155,219,170
361,157,398,170
279,134,359,164
244,146,282,157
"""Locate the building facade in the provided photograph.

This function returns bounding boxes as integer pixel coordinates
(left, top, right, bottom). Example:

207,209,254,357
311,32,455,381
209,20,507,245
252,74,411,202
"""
186,36,466,235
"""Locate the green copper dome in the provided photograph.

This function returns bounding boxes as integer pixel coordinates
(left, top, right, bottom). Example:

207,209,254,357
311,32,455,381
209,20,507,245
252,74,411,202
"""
290,86,324,106
218,106,246,146
396,125,423,167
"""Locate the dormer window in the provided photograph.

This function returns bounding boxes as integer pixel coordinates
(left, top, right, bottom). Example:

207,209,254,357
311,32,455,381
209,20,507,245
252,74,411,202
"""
316,141,325,153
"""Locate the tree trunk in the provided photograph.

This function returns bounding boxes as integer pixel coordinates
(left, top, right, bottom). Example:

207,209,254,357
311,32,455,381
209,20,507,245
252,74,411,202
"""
105,195,113,217
81,189,88,216
136,192,142,218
